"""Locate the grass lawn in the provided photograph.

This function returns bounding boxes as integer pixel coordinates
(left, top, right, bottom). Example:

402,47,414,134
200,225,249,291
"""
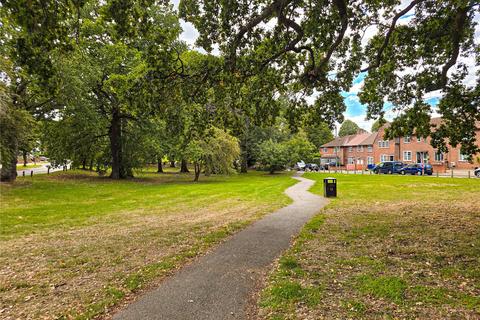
0,169,295,319
16,163,42,169
259,173,480,319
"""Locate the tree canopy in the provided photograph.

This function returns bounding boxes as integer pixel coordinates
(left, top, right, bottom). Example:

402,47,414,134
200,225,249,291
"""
180,0,480,155
339,120,361,137
1,0,479,182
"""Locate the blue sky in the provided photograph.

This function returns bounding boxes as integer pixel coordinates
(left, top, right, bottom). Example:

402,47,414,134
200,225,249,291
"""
340,72,442,131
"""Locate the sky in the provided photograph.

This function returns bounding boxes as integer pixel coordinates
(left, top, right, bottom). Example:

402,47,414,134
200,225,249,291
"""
173,0,479,132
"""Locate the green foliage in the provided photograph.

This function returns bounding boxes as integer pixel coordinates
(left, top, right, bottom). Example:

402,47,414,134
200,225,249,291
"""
338,120,361,137
285,130,318,163
257,131,317,173
304,122,334,149
370,119,382,132
185,127,240,181
181,0,480,157
256,139,290,174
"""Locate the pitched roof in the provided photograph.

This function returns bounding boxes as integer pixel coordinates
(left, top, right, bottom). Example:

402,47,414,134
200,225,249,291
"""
360,132,378,145
321,135,352,147
345,133,371,146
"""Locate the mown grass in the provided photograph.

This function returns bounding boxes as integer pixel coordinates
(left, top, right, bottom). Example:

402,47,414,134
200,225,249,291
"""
259,173,480,319
1,169,293,239
0,169,295,319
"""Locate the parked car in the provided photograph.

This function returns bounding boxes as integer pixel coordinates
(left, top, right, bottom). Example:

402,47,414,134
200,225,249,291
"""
475,167,480,178
295,161,306,170
399,163,433,175
304,163,319,171
373,161,404,174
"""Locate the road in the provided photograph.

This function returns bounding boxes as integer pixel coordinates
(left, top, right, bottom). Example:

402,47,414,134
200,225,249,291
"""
16,163,66,176
305,169,479,179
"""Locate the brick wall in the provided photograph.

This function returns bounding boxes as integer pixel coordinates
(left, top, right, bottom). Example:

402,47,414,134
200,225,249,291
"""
373,126,397,163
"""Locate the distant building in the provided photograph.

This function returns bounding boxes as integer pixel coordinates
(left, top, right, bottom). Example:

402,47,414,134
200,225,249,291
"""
320,118,480,172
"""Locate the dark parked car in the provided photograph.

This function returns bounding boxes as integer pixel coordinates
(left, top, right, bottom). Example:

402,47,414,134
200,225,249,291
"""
399,163,433,175
373,161,404,174
304,163,319,171
475,167,480,178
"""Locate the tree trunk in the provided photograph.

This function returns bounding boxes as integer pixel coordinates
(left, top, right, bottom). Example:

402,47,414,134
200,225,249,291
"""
240,150,248,173
240,118,250,173
269,166,275,174
109,108,125,179
89,159,94,171
1,139,18,182
194,162,201,182
82,158,86,170
170,160,176,168
180,159,189,173
157,157,163,173
22,150,27,167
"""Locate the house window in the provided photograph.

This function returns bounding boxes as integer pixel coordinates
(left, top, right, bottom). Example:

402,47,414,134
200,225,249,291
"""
367,145,373,152
378,140,390,148
434,151,444,162
334,146,340,152
417,137,423,142
357,159,364,164
459,151,469,161
367,156,374,165
322,147,328,153
380,154,388,162
403,151,412,161
404,136,411,143
348,147,353,152
357,146,364,152
348,157,354,164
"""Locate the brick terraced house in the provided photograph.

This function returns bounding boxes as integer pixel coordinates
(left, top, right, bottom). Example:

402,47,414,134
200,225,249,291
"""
320,118,480,172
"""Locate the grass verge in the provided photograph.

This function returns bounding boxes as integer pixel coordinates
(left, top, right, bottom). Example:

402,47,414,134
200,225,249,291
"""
258,173,480,319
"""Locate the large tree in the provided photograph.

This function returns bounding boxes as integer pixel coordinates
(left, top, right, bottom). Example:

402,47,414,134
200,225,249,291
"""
0,0,84,181
304,122,334,149
180,0,480,157
338,120,360,137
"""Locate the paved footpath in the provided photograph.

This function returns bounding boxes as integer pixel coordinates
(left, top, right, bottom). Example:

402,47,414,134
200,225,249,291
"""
114,174,328,320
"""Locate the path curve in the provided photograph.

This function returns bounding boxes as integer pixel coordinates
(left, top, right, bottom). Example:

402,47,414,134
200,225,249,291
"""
113,174,328,320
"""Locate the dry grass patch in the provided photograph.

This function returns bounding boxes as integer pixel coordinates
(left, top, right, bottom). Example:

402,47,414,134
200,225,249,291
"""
0,170,295,319
258,174,480,320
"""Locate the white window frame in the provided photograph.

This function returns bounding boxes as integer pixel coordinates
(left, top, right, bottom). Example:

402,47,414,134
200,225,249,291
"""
380,154,388,162
378,140,390,148
404,136,411,143
403,151,412,161
434,150,444,162
334,146,340,152
322,147,328,153
357,146,364,152
367,156,374,165
348,147,353,152
347,157,354,164
367,145,373,152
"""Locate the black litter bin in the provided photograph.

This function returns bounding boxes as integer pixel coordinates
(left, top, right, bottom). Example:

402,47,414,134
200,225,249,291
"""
323,177,337,197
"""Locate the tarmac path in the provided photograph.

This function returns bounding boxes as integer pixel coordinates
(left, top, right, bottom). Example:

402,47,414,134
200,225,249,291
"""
114,174,328,320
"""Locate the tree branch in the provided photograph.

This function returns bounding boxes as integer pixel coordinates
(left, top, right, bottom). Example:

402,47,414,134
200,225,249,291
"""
361,0,424,72
229,0,291,70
